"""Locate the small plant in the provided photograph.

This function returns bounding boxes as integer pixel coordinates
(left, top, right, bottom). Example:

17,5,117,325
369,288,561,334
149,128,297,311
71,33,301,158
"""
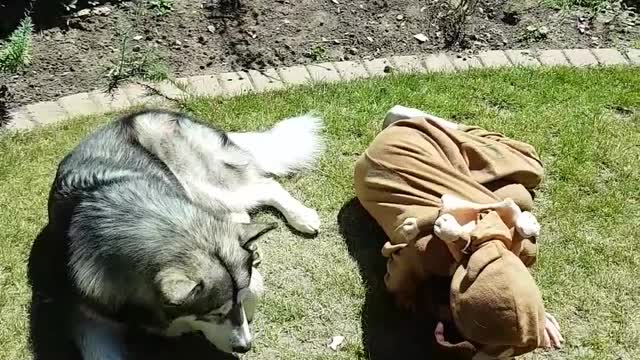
440,0,478,47
308,45,327,61
0,17,34,73
143,60,170,82
521,24,550,42
106,22,170,91
148,0,174,16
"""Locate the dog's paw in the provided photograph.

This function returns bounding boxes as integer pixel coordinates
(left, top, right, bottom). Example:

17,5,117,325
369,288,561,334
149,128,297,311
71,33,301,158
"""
250,247,262,268
398,217,419,241
434,214,463,242
516,211,540,239
288,206,321,234
243,238,262,267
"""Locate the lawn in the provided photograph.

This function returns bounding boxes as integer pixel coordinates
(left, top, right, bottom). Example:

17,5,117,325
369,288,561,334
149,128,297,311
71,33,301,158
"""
1,66,639,360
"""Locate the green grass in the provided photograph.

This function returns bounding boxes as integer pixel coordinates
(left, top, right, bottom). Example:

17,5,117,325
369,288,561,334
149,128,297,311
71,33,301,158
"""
1,67,639,359
0,17,33,73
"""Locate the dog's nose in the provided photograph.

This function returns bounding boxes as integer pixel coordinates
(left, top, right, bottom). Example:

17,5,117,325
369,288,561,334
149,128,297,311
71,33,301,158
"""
232,343,252,353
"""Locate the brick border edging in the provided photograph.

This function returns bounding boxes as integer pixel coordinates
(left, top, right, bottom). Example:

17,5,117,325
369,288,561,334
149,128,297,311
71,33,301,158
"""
4,47,639,132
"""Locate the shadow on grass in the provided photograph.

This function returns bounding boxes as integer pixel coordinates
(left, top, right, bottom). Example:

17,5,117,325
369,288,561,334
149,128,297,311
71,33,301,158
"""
26,225,236,360
337,198,471,360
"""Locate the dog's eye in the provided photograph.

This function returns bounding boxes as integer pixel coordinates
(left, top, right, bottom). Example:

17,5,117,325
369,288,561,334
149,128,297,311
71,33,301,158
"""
211,313,224,319
191,281,205,296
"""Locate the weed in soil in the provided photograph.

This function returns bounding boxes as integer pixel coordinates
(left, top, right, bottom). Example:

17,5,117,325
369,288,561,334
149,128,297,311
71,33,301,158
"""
0,17,33,73
106,26,170,91
147,0,174,16
440,0,479,47
106,3,171,91
520,24,550,43
308,45,328,62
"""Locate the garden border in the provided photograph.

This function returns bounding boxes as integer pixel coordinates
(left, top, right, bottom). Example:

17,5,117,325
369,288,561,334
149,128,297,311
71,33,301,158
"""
3,47,639,131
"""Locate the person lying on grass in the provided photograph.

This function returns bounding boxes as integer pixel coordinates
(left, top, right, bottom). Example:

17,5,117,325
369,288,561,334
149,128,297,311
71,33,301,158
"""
353,105,564,359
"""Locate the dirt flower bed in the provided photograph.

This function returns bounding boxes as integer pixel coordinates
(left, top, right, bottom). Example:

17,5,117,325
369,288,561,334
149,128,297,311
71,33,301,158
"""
0,0,638,110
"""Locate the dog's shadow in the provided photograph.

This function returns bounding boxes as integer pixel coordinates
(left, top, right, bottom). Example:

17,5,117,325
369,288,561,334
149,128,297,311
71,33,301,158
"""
337,198,470,360
27,199,466,360
27,225,237,360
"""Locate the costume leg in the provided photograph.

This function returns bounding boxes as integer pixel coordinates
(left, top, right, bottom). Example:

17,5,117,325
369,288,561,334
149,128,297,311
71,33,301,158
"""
382,105,544,192
457,125,544,190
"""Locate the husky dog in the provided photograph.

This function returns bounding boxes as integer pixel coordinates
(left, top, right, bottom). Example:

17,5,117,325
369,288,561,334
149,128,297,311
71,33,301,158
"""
39,110,324,359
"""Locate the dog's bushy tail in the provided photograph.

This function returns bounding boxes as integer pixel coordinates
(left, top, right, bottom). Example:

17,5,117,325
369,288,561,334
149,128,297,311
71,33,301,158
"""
228,114,324,176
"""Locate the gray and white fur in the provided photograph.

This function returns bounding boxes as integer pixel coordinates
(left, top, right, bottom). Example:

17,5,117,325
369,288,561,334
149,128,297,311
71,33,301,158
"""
43,109,324,359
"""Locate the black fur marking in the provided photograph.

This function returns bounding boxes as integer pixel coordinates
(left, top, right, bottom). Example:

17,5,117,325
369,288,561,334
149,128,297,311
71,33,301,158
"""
117,111,186,192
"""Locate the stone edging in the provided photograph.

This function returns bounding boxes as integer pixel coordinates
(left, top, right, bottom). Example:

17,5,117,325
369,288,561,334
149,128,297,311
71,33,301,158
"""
3,47,639,132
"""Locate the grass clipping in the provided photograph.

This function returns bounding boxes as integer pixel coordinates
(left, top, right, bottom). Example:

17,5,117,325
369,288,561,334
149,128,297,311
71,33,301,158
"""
0,17,33,73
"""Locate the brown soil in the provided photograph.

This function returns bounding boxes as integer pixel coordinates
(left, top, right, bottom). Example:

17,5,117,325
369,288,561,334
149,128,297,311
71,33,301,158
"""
1,0,638,109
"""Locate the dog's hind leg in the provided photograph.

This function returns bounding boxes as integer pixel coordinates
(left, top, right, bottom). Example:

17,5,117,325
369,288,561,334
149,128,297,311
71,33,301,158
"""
72,309,128,360
237,178,320,234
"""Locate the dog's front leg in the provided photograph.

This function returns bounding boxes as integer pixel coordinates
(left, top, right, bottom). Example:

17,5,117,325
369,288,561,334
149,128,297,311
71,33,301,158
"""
241,179,321,234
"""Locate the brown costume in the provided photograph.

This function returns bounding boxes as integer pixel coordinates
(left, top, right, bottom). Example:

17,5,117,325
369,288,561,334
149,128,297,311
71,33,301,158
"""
354,116,547,357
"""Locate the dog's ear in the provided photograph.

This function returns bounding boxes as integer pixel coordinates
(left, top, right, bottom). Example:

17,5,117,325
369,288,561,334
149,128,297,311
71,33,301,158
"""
239,222,278,249
156,267,202,305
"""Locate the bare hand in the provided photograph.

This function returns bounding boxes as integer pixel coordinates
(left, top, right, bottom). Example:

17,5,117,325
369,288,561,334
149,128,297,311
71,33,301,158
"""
542,312,564,349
